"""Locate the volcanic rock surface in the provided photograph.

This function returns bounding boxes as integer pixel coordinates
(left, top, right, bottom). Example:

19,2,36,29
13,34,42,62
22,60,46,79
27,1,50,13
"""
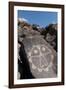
18,19,57,79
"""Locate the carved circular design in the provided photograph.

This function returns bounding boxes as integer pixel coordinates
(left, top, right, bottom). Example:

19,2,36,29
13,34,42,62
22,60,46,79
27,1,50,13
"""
28,45,53,72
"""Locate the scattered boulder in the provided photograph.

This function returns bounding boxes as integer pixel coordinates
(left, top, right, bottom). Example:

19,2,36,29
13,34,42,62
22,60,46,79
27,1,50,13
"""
41,24,57,51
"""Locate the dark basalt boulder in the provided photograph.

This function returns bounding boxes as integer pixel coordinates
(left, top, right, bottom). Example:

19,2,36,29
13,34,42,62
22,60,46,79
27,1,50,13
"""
18,35,57,79
17,20,57,79
41,24,57,51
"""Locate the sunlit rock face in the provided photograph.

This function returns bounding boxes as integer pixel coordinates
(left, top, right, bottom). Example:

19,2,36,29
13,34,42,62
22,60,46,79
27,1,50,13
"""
22,35,57,78
18,26,40,43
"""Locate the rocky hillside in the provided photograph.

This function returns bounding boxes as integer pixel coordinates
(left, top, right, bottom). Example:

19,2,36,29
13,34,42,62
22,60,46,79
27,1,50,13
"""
18,18,57,51
18,18,57,79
